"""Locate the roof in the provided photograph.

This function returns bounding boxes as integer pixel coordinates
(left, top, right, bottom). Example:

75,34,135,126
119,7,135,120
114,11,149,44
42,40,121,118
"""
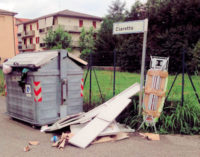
68,53,88,66
18,9,102,25
0,9,17,16
16,18,30,23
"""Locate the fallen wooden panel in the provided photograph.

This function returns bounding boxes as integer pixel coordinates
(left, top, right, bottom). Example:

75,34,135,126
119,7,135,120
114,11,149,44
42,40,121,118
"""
69,117,109,148
70,121,135,136
69,99,131,148
45,103,107,132
92,132,129,144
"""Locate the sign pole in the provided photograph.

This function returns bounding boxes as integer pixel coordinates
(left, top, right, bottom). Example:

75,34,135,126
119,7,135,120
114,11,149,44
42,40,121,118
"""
112,19,148,115
139,19,148,115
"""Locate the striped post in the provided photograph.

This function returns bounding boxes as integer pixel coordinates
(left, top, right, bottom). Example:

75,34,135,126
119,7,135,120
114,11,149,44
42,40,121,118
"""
34,81,42,102
80,78,84,97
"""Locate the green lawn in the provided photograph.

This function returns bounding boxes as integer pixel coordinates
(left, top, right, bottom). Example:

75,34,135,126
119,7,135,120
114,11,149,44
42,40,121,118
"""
83,70,200,107
0,69,199,107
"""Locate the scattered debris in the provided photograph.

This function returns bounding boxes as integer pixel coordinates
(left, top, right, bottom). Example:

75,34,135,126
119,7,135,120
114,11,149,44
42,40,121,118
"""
46,83,140,149
69,83,140,148
139,133,160,141
51,136,59,143
52,132,74,149
29,141,40,146
23,145,30,152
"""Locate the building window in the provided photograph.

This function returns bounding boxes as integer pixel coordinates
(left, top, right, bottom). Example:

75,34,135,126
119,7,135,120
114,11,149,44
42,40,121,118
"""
30,24,32,31
24,25,26,32
37,22,39,30
39,28,45,33
36,37,40,44
93,21,96,28
24,39,27,45
40,43,45,47
79,20,83,27
30,38,33,44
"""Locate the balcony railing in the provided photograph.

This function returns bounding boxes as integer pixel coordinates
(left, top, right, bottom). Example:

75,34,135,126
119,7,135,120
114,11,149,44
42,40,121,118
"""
51,25,93,33
21,30,35,38
22,44,36,51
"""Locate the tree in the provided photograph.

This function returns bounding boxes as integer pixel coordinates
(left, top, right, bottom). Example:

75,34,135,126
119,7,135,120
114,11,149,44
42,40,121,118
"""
95,0,126,65
44,26,72,50
108,0,126,21
79,27,96,61
118,0,200,73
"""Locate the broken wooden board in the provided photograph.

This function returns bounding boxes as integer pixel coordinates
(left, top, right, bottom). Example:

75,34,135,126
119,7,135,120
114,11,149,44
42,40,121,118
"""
28,141,40,146
92,132,129,144
69,99,132,148
139,133,160,141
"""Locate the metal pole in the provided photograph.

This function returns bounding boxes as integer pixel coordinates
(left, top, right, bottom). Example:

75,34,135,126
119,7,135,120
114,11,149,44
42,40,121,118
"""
113,50,116,96
139,19,148,115
89,53,92,106
185,64,200,105
83,66,90,86
93,69,104,103
181,49,185,106
165,72,179,102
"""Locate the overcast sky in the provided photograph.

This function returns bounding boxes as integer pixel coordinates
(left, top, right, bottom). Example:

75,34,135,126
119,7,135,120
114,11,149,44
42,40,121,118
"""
0,0,147,19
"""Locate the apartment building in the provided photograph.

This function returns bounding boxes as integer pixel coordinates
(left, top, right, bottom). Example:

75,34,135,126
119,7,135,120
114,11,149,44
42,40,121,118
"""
17,9,102,56
0,9,17,63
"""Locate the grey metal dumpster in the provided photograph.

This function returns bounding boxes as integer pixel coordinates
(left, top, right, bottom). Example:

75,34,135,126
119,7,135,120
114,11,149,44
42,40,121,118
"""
4,50,85,126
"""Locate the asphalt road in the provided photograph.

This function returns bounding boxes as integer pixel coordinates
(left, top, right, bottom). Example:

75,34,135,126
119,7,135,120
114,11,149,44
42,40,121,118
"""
0,96,200,157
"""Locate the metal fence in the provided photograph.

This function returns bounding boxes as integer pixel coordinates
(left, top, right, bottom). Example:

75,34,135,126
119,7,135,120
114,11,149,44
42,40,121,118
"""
83,51,140,108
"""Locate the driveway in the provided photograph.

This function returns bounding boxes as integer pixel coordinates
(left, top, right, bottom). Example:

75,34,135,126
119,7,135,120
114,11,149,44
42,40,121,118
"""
0,96,199,157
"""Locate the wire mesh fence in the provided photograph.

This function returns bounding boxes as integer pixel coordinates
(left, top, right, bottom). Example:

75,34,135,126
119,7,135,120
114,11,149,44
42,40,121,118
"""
82,51,141,110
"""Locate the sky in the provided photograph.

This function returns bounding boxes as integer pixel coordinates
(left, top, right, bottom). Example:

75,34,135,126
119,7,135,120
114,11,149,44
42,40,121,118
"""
0,0,147,19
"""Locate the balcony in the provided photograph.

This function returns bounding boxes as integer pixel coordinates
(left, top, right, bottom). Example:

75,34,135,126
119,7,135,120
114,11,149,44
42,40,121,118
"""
71,41,79,47
21,30,35,38
22,44,36,51
52,25,92,33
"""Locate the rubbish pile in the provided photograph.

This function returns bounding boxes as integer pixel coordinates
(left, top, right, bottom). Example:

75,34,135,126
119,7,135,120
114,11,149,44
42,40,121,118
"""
42,83,141,149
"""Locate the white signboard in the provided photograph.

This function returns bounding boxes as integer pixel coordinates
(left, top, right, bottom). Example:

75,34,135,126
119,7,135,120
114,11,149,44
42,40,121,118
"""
113,19,148,35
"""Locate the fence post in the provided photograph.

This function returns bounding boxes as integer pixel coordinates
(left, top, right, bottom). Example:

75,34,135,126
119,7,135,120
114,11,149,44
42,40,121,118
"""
113,50,116,96
89,52,92,106
181,49,185,106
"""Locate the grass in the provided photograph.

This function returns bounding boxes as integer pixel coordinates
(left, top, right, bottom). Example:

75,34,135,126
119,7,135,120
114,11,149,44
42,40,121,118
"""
83,69,200,107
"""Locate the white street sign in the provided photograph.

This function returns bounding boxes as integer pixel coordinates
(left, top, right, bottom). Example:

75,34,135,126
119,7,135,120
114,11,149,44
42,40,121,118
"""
113,19,148,35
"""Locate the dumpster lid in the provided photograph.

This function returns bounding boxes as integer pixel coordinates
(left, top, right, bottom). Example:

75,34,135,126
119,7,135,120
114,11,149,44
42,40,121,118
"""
4,51,58,68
